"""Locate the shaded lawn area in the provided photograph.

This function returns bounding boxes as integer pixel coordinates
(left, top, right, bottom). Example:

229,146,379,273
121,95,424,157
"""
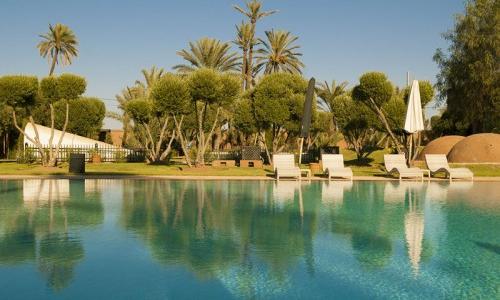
0,149,499,177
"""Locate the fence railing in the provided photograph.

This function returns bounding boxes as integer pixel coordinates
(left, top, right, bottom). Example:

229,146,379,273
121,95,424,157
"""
21,145,336,165
23,144,146,163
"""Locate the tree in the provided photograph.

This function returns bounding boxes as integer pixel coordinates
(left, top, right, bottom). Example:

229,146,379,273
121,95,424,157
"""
187,68,241,166
150,74,193,166
401,80,434,108
256,30,304,74
336,95,378,160
352,72,403,153
173,38,240,73
251,73,309,163
233,0,277,88
108,85,146,147
0,76,38,158
434,0,499,133
316,80,349,129
53,97,105,139
37,23,79,76
0,74,86,166
135,66,164,97
233,96,258,145
234,22,256,90
125,98,172,163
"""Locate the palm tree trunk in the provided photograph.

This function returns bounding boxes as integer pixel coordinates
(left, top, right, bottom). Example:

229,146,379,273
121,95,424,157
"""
242,48,248,90
49,49,58,76
247,24,255,89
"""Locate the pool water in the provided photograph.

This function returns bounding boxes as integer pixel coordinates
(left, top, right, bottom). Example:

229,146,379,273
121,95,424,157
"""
0,179,498,299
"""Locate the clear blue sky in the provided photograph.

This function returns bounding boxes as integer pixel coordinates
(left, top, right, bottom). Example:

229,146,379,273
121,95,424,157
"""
0,0,464,128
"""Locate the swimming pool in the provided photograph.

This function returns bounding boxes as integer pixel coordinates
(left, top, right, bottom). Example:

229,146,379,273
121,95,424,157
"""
0,179,498,299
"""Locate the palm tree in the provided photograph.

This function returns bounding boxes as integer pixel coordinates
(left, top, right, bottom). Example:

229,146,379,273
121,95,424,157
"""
108,85,145,147
255,30,304,74
316,80,349,129
173,38,240,73
233,0,277,88
135,66,164,96
234,22,256,90
37,23,79,76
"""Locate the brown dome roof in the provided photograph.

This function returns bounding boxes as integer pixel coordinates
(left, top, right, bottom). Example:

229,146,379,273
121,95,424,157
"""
448,133,500,163
416,135,464,160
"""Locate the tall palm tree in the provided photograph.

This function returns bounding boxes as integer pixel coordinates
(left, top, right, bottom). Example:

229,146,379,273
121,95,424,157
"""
135,66,164,96
255,30,304,74
316,80,349,129
173,38,240,73
234,22,256,90
37,23,79,76
233,0,277,88
108,85,146,147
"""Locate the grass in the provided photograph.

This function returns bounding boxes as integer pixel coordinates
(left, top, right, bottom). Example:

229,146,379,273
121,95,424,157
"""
0,150,499,177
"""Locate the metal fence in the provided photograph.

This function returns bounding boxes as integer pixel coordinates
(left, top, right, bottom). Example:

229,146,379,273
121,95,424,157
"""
23,144,146,163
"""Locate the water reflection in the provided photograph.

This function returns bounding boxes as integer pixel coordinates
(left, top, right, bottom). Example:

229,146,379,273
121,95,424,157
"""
0,179,103,291
0,179,498,298
120,180,320,297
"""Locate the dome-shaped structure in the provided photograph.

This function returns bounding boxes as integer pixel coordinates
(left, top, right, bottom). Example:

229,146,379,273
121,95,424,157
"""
416,135,464,160
448,133,500,163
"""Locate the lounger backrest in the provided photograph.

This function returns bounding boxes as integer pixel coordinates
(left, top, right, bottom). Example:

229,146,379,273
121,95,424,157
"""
425,154,449,172
321,154,344,171
384,154,407,171
273,154,296,169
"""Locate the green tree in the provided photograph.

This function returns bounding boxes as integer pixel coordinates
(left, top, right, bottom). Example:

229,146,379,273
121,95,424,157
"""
0,76,38,159
256,30,304,74
174,38,240,73
187,68,241,166
401,80,434,107
108,86,146,147
233,0,277,88
37,23,79,76
434,0,499,133
53,97,105,139
251,73,308,162
352,72,404,153
234,22,256,90
150,74,193,166
336,95,378,160
316,80,349,129
135,66,165,97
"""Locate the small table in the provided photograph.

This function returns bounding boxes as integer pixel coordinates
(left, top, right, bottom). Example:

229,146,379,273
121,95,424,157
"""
309,163,321,175
300,169,311,178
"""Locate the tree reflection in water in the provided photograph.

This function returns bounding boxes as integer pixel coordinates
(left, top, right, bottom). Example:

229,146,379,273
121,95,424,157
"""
0,179,103,291
121,180,321,297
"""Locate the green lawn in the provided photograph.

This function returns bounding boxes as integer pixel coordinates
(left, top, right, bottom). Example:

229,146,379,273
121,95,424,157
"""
0,150,499,177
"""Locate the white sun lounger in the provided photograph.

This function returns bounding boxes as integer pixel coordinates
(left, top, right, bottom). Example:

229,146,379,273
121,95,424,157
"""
425,154,474,181
273,154,301,180
384,154,426,181
321,154,353,180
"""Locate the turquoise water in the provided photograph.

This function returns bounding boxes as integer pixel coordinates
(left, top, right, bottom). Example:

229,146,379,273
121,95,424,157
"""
0,179,498,299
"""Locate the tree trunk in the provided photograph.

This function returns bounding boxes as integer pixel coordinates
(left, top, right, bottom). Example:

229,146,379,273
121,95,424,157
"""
47,102,69,167
195,106,221,167
242,48,248,90
367,97,404,153
173,115,192,167
12,111,47,164
246,26,255,89
49,49,58,76
259,131,272,165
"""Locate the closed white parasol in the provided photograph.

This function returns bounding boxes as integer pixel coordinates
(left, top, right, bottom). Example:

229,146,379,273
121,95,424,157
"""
404,80,424,162
404,80,424,133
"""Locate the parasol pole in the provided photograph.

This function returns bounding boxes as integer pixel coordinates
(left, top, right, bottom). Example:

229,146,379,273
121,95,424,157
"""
298,137,304,165
299,78,316,165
